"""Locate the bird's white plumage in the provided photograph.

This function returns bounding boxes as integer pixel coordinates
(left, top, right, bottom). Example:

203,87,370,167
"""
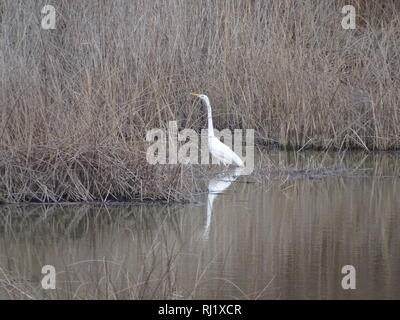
191,93,244,167
208,136,244,166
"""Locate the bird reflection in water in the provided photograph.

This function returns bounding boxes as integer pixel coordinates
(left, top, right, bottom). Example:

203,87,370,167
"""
203,167,245,239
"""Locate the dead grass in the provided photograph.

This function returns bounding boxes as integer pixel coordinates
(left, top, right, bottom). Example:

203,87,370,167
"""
0,0,399,202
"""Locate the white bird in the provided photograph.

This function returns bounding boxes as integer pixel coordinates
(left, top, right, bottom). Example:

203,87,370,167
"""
190,93,244,167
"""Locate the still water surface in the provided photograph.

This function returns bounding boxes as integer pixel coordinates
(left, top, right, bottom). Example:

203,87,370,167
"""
1,151,400,299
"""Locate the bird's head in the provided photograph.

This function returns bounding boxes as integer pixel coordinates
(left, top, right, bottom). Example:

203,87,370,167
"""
190,93,210,106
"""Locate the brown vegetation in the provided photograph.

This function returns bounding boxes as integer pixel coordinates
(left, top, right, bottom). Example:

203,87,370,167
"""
0,0,399,202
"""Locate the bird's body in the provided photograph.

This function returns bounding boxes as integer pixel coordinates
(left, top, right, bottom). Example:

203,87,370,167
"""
208,136,244,166
191,93,244,167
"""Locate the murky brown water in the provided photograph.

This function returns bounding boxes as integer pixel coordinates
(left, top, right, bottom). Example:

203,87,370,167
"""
1,151,400,299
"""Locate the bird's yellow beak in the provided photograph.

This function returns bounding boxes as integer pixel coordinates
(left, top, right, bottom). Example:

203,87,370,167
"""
190,93,201,97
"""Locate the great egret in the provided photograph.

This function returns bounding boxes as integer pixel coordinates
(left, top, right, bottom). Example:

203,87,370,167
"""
190,93,244,167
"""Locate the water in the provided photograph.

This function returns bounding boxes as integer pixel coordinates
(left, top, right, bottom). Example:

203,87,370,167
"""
1,151,400,299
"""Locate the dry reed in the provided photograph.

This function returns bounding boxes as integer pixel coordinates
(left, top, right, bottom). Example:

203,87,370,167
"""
1,0,399,202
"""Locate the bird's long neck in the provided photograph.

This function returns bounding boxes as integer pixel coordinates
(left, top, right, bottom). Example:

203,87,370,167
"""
205,101,214,138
